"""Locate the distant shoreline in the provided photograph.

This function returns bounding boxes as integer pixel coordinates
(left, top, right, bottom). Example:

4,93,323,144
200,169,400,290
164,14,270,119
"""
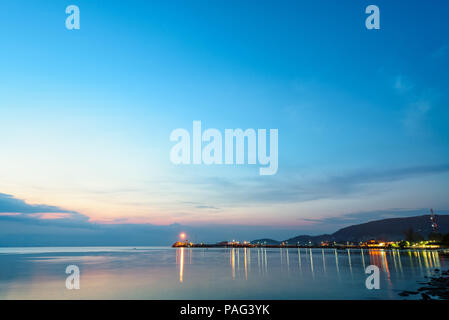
172,243,446,250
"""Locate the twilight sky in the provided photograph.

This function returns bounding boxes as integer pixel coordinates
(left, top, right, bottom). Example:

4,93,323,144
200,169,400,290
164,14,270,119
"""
0,0,448,244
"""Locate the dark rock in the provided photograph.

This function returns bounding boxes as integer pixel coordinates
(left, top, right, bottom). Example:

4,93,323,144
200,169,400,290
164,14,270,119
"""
421,293,432,300
401,269,449,300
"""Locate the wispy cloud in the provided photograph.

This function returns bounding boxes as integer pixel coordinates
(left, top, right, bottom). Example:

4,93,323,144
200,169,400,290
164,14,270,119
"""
392,75,440,134
326,164,449,185
174,164,449,206
403,99,432,132
1,187,448,245
394,75,414,94
195,205,220,210
0,204,297,246
431,44,449,59
0,192,81,217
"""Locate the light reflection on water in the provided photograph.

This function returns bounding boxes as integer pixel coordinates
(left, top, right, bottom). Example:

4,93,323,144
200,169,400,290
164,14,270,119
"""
0,247,446,299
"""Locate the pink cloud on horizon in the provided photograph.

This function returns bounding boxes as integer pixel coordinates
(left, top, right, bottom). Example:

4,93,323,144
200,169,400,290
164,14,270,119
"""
28,212,73,220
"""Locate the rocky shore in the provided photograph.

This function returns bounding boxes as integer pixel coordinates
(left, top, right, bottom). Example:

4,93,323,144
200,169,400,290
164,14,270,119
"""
399,269,449,300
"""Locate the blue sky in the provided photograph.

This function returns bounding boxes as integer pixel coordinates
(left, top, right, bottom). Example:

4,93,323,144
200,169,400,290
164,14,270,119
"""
0,0,448,244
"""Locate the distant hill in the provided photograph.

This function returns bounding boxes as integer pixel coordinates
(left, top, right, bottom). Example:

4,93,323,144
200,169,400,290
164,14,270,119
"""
284,234,332,244
331,215,449,242
251,238,281,245
284,215,449,244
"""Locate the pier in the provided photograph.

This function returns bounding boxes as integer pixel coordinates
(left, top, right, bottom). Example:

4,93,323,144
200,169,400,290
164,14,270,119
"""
171,240,442,250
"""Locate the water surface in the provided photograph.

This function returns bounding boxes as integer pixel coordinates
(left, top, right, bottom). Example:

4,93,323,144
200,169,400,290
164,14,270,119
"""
0,247,446,299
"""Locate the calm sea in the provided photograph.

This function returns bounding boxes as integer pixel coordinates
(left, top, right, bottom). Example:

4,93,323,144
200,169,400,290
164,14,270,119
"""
0,247,446,299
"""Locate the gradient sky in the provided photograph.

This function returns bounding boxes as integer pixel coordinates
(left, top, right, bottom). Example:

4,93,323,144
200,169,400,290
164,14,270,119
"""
1,0,449,244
